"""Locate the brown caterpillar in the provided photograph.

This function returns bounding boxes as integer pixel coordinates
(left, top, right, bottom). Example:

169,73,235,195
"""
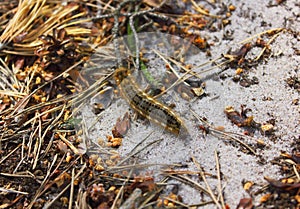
114,67,187,135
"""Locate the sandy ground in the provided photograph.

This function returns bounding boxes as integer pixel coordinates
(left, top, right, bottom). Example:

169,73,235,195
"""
78,0,300,207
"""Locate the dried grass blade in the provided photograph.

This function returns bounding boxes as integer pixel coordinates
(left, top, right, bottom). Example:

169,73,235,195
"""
68,168,75,209
120,188,142,209
190,108,257,154
27,154,58,209
192,156,222,209
32,113,42,169
166,173,209,195
43,163,86,209
111,164,135,209
0,187,28,195
42,104,67,157
215,150,226,208
0,0,46,43
57,132,80,155
0,90,27,97
238,28,284,44
190,0,221,18
0,144,22,165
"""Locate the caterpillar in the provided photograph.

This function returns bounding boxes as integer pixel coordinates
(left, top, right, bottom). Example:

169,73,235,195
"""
113,67,187,135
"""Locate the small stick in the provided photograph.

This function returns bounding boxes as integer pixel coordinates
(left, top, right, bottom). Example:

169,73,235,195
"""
166,173,210,195
192,156,222,209
43,164,86,209
215,150,226,208
190,108,256,154
0,144,22,165
238,28,284,44
111,163,135,209
68,168,75,209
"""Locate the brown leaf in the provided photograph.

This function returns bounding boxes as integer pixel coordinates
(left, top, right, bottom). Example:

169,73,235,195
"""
112,112,131,138
236,198,253,209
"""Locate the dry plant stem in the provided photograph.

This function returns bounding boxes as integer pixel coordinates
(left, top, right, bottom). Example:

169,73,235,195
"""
0,130,31,142
68,73,112,109
90,0,136,21
190,108,256,154
12,95,72,119
107,133,161,170
0,187,28,195
75,189,88,209
119,188,142,209
210,130,256,155
185,58,232,81
215,150,226,209
0,144,21,165
0,58,20,91
38,155,82,202
137,177,169,208
112,0,137,67
190,0,221,18
10,59,84,117
57,132,80,155
0,90,26,97
151,49,190,99
167,56,203,79
0,195,24,208
96,0,114,13
34,153,67,199
163,170,210,175
293,165,300,181
41,105,67,158
192,156,222,209
68,168,75,209
106,131,155,169
22,105,65,127
137,15,153,31
254,31,283,61
27,154,58,209
128,0,168,70
152,49,189,84
13,136,26,173
129,14,140,70
43,163,86,209
96,175,134,184
147,11,180,28
188,201,215,207
111,164,135,209
152,49,231,99
110,0,168,70
238,28,284,44
166,173,210,195
0,0,46,44
0,171,35,178
163,196,189,207
28,120,39,161
0,0,89,54
107,163,181,174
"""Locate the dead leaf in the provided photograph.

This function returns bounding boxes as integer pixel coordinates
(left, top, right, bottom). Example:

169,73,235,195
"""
236,198,253,209
112,112,131,138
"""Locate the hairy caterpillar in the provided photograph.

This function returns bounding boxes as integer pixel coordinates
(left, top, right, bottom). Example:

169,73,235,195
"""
114,67,187,135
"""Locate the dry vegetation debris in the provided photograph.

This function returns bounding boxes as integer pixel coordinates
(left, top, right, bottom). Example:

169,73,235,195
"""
0,0,299,208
